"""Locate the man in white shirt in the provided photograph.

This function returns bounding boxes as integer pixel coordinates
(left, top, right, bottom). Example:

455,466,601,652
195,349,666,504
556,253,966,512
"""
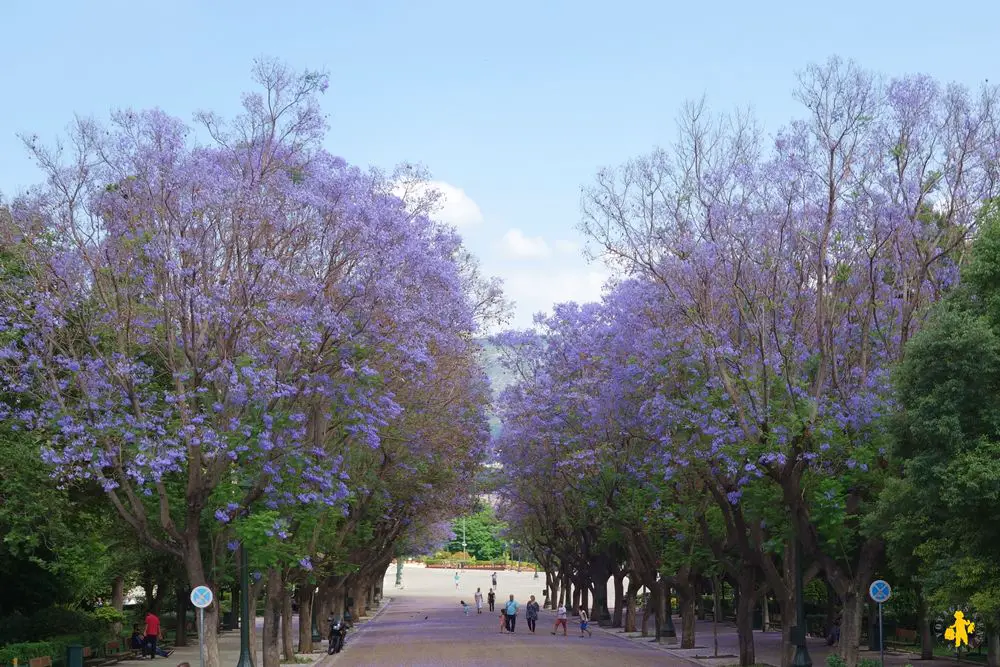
474,588,484,614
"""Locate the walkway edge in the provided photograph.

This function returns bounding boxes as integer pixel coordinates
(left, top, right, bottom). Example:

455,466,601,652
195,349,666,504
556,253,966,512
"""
319,598,395,665
592,623,703,665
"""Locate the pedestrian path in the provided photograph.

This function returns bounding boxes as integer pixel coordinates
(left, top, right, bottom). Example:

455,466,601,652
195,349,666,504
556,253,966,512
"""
329,593,671,666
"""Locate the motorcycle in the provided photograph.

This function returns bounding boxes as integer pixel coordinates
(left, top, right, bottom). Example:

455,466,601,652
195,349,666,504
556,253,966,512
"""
327,617,348,655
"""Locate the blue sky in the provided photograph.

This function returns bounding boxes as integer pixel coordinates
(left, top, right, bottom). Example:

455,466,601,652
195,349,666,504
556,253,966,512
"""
2,0,997,328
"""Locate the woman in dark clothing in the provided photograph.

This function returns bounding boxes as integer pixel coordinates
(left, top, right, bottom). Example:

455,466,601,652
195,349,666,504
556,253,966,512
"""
525,595,540,633
487,588,496,612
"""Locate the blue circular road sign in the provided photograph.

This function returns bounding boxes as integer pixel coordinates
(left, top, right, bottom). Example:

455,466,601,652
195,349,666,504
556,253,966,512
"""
190,585,214,609
869,579,891,603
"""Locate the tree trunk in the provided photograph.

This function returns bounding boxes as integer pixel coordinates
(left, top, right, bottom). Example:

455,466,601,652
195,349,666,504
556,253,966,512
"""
351,581,367,618
837,586,864,667
572,585,582,615
624,578,640,633
987,627,999,667
778,588,795,667
111,576,125,636
593,572,611,623
581,583,590,618
329,581,346,624
183,541,220,667
680,593,697,649
175,582,189,647
917,588,933,660
677,575,697,649
281,582,294,660
298,585,315,653
248,575,266,667
612,571,625,627
262,569,282,667
735,568,756,667
824,580,836,638
548,572,560,610
314,578,335,629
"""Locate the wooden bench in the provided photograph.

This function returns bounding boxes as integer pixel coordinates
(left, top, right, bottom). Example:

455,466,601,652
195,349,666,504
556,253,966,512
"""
104,640,136,664
29,657,52,667
83,646,100,666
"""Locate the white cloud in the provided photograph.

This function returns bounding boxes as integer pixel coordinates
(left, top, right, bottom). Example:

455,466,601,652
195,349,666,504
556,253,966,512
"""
392,180,484,227
501,228,551,259
553,239,579,254
492,262,613,330
429,181,484,227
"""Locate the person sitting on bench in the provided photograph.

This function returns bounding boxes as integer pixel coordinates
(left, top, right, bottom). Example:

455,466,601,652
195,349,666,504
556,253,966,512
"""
131,625,173,658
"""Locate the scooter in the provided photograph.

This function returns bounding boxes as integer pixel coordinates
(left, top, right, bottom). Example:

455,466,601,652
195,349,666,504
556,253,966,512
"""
327,617,348,654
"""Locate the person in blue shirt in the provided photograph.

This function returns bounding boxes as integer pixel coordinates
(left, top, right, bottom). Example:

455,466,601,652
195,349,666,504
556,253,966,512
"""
504,595,520,633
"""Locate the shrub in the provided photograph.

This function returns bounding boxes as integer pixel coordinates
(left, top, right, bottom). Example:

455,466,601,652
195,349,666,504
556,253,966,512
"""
91,608,125,627
825,656,847,667
0,641,58,666
25,608,97,640
858,660,881,667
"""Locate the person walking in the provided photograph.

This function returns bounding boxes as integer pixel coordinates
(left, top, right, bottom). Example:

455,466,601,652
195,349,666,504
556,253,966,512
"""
491,571,497,588
504,594,520,633
142,609,160,659
474,588,484,614
487,588,496,612
579,607,592,637
551,603,568,636
461,600,470,616
525,595,540,633
454,570,460,589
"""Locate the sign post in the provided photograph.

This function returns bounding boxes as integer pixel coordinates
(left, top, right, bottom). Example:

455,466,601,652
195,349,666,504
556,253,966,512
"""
190,585,215,667
868,580,892,667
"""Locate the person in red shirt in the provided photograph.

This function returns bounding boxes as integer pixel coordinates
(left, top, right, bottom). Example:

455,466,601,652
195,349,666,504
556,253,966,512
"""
143,610,161,659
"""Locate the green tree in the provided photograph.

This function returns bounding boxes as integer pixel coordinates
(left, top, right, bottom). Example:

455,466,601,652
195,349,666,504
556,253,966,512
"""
883,200,1000,666
448,504,506,560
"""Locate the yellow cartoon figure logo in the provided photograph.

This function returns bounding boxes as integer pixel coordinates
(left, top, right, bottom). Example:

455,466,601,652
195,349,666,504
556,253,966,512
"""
944,611,975,648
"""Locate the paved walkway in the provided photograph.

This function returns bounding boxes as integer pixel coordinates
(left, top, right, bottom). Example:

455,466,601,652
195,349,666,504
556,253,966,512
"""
113,566,967,667
329,592,672,666
323,566,965,666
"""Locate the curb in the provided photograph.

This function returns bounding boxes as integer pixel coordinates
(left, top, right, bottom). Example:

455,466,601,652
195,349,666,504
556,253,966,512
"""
591,622,703,665
318,598,394,665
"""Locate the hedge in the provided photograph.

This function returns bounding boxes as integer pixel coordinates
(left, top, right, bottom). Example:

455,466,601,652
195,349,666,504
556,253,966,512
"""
0,642,58,667
0,607,104,647
0,632,108,667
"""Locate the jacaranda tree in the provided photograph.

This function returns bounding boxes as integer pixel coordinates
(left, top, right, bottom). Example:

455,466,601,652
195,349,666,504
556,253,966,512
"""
0,58,495,667
496,56,1000,667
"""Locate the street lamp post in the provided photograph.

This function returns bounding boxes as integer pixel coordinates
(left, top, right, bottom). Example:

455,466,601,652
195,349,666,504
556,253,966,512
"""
235,542,252,667
310,586,321,643
791,538,813,667
462,517,467,555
